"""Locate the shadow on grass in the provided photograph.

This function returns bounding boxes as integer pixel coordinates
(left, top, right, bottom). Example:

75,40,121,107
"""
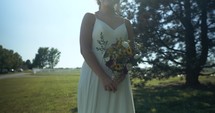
70,107,77,113
133,83,215,113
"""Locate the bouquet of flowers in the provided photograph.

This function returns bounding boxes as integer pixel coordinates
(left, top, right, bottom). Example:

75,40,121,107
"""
96,32,142,80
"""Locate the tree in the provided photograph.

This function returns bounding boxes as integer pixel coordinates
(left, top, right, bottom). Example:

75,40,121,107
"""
25,59,33,69
0,45,23,71
12,52,23,69
32,47,61,69
48,48,61,69
121,0,215,87
32,47,49,68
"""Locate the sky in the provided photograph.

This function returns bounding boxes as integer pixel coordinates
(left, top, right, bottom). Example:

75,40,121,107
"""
0,0,99,68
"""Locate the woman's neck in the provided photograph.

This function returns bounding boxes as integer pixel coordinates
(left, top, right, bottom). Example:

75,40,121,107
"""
99,6,115,16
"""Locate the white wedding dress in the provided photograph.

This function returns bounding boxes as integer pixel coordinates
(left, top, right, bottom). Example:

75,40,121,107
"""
78,14,135,113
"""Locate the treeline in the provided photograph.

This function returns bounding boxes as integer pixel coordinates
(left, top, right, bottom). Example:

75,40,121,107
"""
0,45,23,72
0,45,61,73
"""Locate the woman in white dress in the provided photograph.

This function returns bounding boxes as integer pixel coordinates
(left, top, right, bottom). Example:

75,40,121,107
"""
78,0,135,113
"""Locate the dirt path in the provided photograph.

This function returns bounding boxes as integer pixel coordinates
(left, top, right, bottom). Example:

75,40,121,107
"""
0,73,31,80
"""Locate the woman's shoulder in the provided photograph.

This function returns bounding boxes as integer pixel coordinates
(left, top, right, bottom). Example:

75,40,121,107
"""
123,18,131,25
115,15,131,25
82,12,96,23
119,17,133,32
84,12,95,18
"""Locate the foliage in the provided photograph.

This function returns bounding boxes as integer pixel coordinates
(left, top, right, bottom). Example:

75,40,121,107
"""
24,59,33,69
32,47,61,69
32,47,49,68
48,48,61,69
0,45,23,72
121,0,215,86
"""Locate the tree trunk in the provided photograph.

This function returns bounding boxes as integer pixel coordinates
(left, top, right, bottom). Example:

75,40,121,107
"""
198,0,209,66
183,0,201,87
185,69,200,87
184,0,209,87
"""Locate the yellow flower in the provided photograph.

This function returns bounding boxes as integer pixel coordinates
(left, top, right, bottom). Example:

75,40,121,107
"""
126,48,132,55
113,64,123,71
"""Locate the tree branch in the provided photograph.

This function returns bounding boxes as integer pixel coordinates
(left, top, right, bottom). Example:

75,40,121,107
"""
155,31,186,54
160,51,184,66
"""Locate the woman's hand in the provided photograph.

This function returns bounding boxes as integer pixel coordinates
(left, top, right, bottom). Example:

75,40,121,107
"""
101,75,118,92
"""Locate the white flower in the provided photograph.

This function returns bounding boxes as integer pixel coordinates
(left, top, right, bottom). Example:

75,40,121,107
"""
104,57,110,61
134,54,141,59
122,41,129,48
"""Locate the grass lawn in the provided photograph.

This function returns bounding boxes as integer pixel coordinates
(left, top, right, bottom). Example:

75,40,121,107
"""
132,76,215,113
0,71,215,113
0,72,79,113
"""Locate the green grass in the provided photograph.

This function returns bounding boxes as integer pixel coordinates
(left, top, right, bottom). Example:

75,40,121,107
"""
132,76,215,113
0,73,79,113
0,71,215,113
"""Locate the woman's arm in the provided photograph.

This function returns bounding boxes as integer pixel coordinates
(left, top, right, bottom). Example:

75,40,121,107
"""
124,19,135,49
79,13,117,92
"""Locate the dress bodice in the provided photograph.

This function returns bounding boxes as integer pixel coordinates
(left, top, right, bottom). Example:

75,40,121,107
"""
91,17,128,75
92,17,128,58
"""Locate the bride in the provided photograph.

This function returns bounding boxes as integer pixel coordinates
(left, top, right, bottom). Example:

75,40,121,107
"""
78,0,136,113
